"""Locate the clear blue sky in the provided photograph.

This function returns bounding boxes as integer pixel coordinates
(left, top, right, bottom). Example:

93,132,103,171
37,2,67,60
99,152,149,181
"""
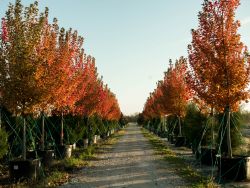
1,0,250,115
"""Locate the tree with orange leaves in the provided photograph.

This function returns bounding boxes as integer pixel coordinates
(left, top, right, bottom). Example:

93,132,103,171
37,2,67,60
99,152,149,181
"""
0,0,122,150
74,56,101,117
35,17,86,146
188,0,250,157
102,91,121,121
141,81,167,134
142,91,161,121
0,0,48,159
50,27,84,113
142,57,191,135
160,57,192,136
73,55,121,137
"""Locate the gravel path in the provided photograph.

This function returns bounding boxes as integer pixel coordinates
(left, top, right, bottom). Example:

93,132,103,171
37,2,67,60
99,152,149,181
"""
61,123,187,188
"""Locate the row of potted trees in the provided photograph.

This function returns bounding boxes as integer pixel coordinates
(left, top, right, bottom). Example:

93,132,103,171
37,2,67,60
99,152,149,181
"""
0,0,124,182
140,0,250,183
0,108,126,182
139,103,250,182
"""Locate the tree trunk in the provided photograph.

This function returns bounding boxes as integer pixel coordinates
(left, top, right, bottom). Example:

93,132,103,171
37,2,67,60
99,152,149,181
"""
210,108,215,147
178,116,182,136
41,113,45,151
226,106,232,158
23,117,26,160
60,113,64,146
163,116,166,132
211,117,215,148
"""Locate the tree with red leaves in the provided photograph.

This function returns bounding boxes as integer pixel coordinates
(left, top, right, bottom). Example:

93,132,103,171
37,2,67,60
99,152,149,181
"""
142,57,191,137
160,57,192,136
74,56,101,117
0,0,48,159
0,0,122,151
35,17,86,146
142,91,162,121
188,0,250,157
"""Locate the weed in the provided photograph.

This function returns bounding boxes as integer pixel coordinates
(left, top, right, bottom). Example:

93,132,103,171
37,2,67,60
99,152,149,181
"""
43,170,69,187
142,128,218,188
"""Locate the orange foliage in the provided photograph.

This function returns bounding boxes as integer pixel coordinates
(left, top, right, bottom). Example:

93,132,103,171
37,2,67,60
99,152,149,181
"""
143,57,192,120
187,0,250,112
0,1,121,120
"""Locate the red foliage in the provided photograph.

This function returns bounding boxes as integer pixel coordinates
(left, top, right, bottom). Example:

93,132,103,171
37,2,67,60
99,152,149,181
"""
143,57,192,121
187,0,250,112
161,57,192,117
1,18,8,42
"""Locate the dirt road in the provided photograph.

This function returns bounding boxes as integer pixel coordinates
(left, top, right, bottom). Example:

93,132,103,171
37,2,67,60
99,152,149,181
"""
61,123,187,188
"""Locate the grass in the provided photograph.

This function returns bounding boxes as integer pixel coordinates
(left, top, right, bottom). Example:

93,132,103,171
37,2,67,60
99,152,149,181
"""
142,128,217,188
42,170,69,187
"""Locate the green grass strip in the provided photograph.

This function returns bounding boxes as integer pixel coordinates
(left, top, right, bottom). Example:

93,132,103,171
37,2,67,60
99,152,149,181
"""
141,128,217,188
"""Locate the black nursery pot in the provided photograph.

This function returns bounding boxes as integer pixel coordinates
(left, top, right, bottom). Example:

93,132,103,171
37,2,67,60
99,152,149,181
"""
192,142,199,154
195,149,201,160
169,134,176,144
26,150,37,159
159,131,168,138
9,159,41,182
217,155,250,181
38,149,55,167
199,147,216,166
175,136,186,147
185,139,191,148
56,145,65,159
167,134,171,141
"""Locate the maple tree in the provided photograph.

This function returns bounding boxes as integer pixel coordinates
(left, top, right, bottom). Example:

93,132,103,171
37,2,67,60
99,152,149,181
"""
74,56,101,117
142,90,162,121
35,17,58,114
52,28,84,112
47,27,85,145
160,57,192,136
142,57,192,136
33,8,121,145
35,19,86,145
0,0,48,159
0,0,47,116
188,0,250,157
0,0,121,153
98,89,121,122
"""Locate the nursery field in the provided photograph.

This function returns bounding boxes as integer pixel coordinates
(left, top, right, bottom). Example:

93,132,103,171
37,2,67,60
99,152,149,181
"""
62,122,250,187
1,0,250,187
